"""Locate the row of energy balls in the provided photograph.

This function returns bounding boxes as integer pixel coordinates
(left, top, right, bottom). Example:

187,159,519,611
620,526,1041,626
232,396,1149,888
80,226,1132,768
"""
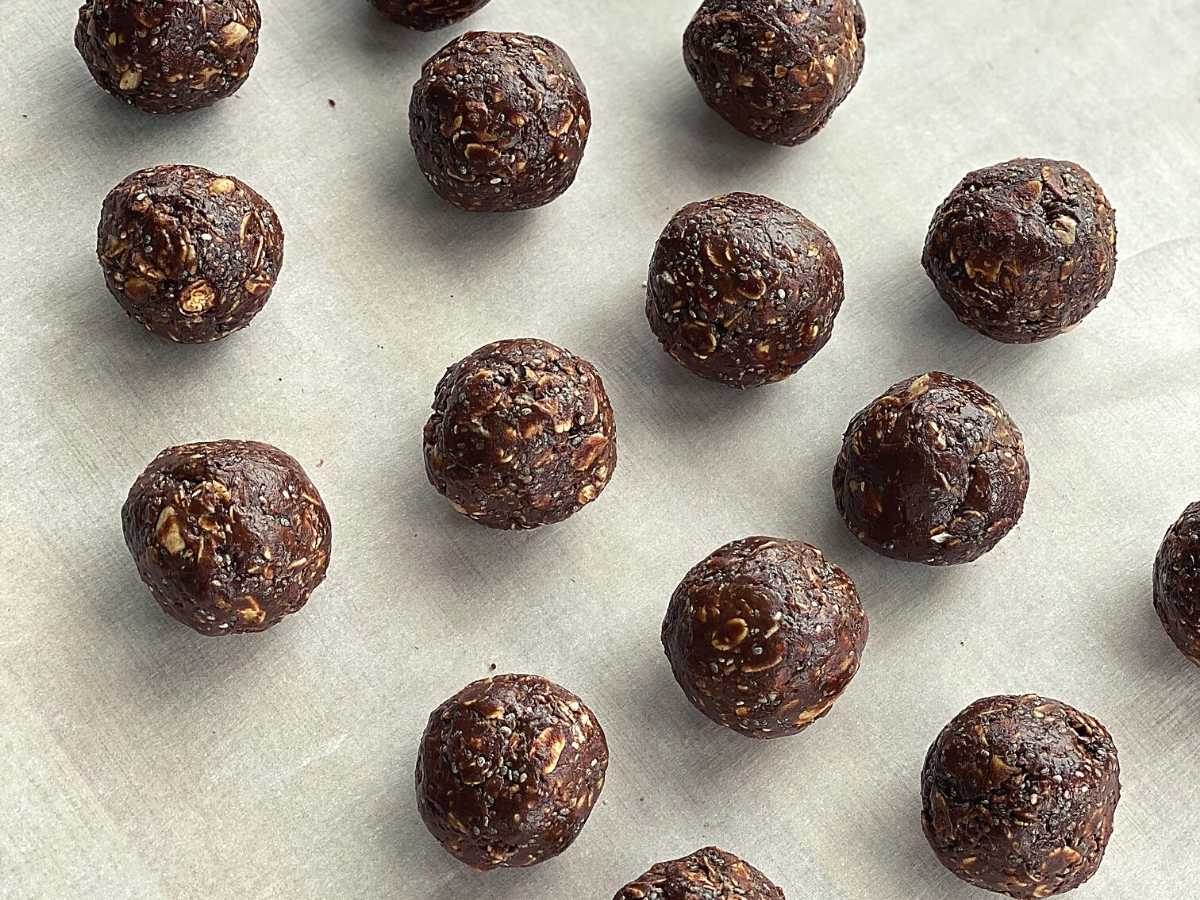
75,1,1195,897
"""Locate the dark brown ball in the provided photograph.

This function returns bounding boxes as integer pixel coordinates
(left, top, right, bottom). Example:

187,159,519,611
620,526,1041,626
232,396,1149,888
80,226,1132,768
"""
833,372,1029,565
75,0,260,114
921,695,1120,899
684,0,866,146
122,440,332,635
1154,502,1200,666
423,338,617,529
98,164,284,343
409,31,591,212
923,158,1118,343
370,0,491,30
415,673,608,870
614,846,784,900
646,193,844,388
662,537,867,739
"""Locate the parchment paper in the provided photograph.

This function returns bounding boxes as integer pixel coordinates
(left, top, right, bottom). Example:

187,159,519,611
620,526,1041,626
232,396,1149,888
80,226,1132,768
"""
2,1,1199,897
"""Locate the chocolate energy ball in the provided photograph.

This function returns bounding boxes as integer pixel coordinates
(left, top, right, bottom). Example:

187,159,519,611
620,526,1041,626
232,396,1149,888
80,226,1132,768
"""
614,847,784,900
97,164,284,343
122,440,331,635
684,0,866,146
922,695,1121,899
662,537,867,739
923,158,1118,343
1154,502,1200,666
75,0,260,114
415,673,608,870
423,338,617,529
833,372,1029,566
370,0,491,30
409,31,591,212
646,193,844,388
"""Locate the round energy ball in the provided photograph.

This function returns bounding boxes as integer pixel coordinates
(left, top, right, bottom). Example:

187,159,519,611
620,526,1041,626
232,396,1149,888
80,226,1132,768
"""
1153,502,1200,666
662,537,867,739
75,0,260,114
922,695,1120,899
833,372,1029,565
370,0,491,30
415,673,608,870
923,158,1118,343
614,847,784,900
646,193,844,388
98,164,284,343
122,440,332,635
423,338,617,529
684,0,866,146
409,31,591,212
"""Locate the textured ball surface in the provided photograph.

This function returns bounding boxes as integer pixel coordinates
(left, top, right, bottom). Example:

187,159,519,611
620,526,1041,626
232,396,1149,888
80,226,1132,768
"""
613,846,785,899
98,164,284,343
646,193,844,388
416,674,608,870
76,0,260,114
409,31,591,212
922,694,1120,898
122,440,331,635
923,158,1117,343
684,0,866,146
423,339,617,529
833,372,1029,565
370,0,491,30
1153,501,1200,666
662,536,867,739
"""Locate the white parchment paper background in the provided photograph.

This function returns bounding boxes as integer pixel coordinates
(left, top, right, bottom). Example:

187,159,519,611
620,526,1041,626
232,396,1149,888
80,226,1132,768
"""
2,1,1199,897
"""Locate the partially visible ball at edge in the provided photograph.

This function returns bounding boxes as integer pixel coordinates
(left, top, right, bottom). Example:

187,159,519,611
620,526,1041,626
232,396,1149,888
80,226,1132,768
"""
75,0,261,114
